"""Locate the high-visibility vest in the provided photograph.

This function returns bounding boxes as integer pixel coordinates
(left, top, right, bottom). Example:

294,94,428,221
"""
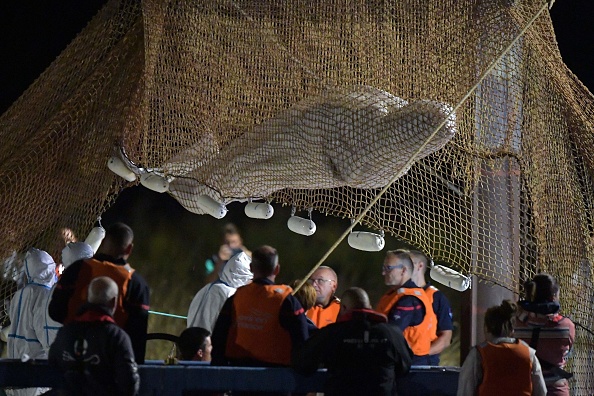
66,258,133,327
226,283,293,365
376,287,437,355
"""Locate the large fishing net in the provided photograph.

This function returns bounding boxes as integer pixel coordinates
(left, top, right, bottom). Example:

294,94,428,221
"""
1,0,594,391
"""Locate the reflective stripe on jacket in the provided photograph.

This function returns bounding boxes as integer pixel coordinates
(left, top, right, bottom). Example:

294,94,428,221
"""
226,283,293,365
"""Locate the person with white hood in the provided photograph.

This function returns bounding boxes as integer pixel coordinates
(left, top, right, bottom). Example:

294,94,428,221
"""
42,242,94,349
7,248,56,396
187,251,252,332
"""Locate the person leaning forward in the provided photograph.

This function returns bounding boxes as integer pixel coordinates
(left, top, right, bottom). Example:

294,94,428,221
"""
211,245,309,369
375,249,437,365
48,222,150,363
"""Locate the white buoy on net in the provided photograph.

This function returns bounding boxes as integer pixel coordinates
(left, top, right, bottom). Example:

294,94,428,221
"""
85,226,106,253
347,231,385,251
245,202,274,219
197,195,228,219
287,216,316,236
430,265,471,291
140,172,169,193
107,156,137,182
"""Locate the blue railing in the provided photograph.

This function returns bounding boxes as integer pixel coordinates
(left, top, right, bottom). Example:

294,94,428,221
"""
0,359,459,395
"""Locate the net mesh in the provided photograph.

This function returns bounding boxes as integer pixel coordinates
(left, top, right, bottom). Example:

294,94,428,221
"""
1,0,594,391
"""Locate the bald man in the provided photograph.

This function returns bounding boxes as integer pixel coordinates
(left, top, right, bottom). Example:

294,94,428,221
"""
306,266,340,328
293,287,412,396
49,276,140,396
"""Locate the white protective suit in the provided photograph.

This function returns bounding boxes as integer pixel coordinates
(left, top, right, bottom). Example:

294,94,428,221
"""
42,242,94,348
187,251,252,332
7,248,56,396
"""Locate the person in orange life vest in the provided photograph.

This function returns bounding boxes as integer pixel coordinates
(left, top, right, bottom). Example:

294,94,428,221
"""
306,266,340,328
457,300,546,396
375,249,437,365
514,273,575,396
177,327,213,361
408,249,453,365
48,222,150,363
211,245,309,370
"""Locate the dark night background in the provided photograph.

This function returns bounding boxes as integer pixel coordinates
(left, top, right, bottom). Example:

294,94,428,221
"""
1,0,593,362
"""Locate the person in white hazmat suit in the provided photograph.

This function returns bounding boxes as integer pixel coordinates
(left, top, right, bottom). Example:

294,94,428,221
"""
42,242,94,348
6,248,57,396
187,251,252,332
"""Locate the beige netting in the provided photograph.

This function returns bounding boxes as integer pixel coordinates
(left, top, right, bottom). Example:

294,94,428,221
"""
1,0,594,391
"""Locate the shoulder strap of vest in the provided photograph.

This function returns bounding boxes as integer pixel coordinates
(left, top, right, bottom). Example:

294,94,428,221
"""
529,327,573,379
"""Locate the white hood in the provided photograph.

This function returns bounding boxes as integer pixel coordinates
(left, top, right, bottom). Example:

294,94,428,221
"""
24,248,56,286
219,251,252,288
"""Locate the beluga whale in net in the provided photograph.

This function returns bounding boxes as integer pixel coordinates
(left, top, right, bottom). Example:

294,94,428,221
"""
154,86,456,214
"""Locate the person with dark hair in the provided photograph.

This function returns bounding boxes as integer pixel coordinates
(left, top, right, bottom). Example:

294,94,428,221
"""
290,279,318,336
375,250,437,365
49,276,140,396
458,300,546,396
177,327,212,361
306,266,340,329
211,245,308,374
514,273,575,396
204,223,251,280
408,249,453,365
48,222,151,363
293,287,412,396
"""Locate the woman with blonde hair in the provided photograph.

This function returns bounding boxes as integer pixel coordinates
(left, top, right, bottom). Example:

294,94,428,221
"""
290,279,318,336
458,300,546,396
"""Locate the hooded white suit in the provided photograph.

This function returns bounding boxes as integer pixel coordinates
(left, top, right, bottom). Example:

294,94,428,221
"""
7,248,56,396
187,252,252,332
42,242,94,348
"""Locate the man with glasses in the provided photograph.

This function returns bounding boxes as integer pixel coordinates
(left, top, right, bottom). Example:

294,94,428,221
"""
306,266,340,328
376,250,437,365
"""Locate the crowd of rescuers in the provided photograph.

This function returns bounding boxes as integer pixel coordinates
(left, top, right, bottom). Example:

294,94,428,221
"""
6,220,574,396
6,222,148,396
5,228,452,396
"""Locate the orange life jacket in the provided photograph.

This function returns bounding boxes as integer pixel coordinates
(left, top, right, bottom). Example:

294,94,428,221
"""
376,287,437,355
307,298,341,328
477,340,533,396
226,283,293,365
424,285,438,304
66,258,134,327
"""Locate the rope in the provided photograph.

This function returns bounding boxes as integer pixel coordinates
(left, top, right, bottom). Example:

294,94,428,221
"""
148,310,187,320
292,0,551,294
